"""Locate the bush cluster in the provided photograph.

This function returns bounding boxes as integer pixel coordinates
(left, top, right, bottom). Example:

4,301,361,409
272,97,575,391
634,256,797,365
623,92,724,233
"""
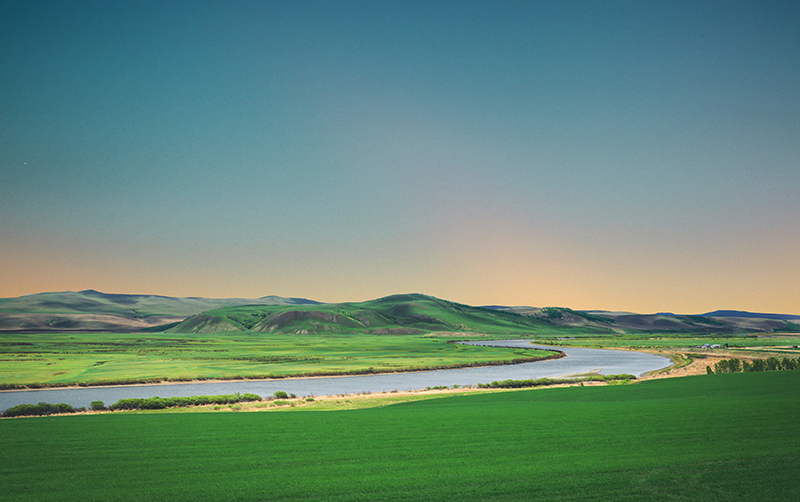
2,402,77,418
707,356,799,374
2,392,263,417
109,392,262,411
477,374,635,389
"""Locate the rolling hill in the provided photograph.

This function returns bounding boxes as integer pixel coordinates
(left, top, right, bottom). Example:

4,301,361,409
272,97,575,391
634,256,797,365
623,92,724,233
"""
3,290,797,335
489,306,800,334
0,290,320,333
169,293,606,335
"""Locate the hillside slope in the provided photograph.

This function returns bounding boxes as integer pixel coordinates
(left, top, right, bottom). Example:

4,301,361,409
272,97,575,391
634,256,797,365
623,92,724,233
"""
0,290,320,333
170,293,614,335
494,306,799,334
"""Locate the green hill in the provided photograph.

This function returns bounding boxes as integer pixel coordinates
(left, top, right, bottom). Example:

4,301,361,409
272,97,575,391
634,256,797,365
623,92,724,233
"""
0,289,320,317
0,290,321,333
170,293,612,335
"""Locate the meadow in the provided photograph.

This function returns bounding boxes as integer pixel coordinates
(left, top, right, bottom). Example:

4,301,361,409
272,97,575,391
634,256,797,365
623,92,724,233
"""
0,332,552,388
2,370,798,501
535,332,800,353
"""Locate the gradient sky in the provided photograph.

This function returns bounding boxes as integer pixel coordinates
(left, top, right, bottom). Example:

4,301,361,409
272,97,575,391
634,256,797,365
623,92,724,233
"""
1,0,798,313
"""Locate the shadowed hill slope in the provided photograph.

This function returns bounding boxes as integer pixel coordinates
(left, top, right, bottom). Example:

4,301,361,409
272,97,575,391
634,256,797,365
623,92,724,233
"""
0,290,321,333
492,306,800,334
169,293,615,335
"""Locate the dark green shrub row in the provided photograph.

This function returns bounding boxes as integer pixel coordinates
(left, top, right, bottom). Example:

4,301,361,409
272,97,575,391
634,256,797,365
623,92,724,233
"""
109,392,262,410
2,402,77,418
3,393,263,417
477,374,636,389
708,356,799,374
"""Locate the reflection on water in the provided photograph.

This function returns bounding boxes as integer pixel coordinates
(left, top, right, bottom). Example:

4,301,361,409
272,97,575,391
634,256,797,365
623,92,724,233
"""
0,340,671,412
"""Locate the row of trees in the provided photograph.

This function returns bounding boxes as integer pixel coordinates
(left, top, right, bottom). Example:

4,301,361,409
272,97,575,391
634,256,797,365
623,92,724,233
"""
707,356,799,374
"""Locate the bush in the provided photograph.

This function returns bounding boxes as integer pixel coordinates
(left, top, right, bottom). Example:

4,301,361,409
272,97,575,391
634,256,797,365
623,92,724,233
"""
477,375,635,389
273,391,289,399
108,393,264,411
90,401,105,411
2,402,75,417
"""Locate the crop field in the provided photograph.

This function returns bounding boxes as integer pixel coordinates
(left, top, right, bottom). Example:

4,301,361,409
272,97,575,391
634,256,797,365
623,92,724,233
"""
2,370,798,501
0,332,552,388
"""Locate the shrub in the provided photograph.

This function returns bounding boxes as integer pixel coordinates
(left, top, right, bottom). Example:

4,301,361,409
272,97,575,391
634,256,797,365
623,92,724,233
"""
273,391,289,399
2,402,75,418
477,375,635,389
141,397,167,410
90,401,105,411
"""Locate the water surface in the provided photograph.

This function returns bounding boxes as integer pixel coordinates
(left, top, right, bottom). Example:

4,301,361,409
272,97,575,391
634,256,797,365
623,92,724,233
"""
0,341,671,412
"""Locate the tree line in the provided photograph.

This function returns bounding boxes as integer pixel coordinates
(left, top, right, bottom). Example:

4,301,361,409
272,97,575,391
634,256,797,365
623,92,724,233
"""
707,355,799,374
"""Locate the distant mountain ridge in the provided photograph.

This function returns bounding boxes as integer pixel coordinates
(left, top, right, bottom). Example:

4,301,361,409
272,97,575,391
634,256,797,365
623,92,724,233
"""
700,310,800,321
488,306,800,334
0,290,321,333
1,290,797,334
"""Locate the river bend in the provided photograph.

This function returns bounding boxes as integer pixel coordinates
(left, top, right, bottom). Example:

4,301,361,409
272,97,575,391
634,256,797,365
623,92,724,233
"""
0,340,671,412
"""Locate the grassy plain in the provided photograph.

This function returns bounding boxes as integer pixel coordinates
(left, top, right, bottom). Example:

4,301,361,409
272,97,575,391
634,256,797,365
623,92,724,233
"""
0,332,552,388
2,370,798,501
536,332,800,354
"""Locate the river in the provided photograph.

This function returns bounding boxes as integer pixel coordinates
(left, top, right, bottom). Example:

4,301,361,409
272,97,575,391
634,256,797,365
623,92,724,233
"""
0,341,671,412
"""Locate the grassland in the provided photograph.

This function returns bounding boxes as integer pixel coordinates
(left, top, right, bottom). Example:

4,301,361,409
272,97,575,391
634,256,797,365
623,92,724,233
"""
534,332,800,358
0,331,555,388
2,370,798,501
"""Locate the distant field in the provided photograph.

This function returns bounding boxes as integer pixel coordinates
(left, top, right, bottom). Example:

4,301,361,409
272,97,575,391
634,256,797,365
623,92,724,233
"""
2,371,798,501
0,332,553,388
535,333,800,353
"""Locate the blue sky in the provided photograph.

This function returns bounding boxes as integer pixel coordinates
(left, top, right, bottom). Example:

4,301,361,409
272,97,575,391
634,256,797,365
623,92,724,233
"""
1,1,798,313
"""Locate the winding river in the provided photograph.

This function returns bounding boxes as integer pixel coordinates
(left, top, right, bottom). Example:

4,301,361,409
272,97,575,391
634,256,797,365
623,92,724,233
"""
0,341,671,412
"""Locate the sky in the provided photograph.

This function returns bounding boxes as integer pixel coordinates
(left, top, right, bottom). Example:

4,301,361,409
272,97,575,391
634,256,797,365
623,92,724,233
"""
1,0,798,314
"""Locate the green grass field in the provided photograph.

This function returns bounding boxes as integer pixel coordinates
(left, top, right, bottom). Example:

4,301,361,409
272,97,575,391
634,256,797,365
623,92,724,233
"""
536,332,800,352
0,332,553,388
2,370,798,501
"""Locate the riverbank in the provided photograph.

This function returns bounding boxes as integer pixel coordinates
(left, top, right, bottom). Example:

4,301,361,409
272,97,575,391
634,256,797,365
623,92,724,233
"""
0,342,672,413
1,377,630,418
0,350,565,392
